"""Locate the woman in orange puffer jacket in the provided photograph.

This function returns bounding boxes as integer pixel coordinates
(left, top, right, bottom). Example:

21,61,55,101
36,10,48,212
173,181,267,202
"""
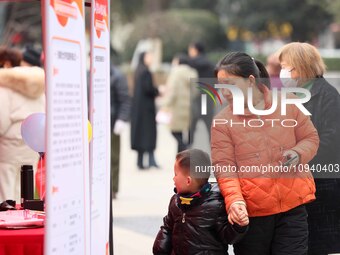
211,52,319,255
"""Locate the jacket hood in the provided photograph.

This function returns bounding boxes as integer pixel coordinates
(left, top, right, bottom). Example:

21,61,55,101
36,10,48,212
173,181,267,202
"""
0,66,45,99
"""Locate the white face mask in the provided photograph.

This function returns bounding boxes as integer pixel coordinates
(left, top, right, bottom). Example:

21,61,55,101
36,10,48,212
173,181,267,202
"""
280,68,298,88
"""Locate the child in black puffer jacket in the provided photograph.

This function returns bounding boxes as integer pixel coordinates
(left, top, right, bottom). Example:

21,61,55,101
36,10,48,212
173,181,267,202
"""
153,149,248,255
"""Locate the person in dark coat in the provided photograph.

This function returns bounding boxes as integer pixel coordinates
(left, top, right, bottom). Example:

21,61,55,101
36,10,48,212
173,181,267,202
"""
187,42,215,145
153,149,248,255
279,42,340,255
110,65,131,197
109,64,131,255
131,52,159,169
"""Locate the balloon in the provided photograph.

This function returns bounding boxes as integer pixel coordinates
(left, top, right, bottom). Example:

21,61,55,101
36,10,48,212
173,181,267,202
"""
21,113,46,153
88,120,92,142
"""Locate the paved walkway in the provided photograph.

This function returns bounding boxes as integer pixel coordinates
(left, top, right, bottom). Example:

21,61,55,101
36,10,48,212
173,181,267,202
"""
112,123,177,255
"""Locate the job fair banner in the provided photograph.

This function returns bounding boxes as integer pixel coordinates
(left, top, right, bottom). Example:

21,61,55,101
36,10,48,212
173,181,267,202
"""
89,0,111,254
43,0,90,254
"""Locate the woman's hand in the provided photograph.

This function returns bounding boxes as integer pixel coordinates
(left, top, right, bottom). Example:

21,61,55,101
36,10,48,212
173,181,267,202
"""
228,202,249,226
282,150,300,167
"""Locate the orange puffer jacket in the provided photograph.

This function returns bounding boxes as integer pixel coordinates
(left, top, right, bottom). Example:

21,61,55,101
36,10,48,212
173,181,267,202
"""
211,86,319,217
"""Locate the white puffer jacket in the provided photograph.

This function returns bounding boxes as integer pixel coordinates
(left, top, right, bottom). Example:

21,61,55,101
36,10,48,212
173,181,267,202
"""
0,67,45,202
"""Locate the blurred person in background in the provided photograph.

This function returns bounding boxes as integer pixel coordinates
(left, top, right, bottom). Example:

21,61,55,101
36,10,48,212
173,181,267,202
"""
265,52,282,89
110,64,131,198
131,51,159,169
160,54,198,153
0,45,45,99
0,46,45,202
109,63,131,255
0,46,22,68
279,42,340,255
187,42,214,145
21,44,42,67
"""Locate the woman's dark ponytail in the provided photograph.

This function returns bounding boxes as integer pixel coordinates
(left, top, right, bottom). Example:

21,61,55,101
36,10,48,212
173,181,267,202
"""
255,60,271,88
215,52,271,88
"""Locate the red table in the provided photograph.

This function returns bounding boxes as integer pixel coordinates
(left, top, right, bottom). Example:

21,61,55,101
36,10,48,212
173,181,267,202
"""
0,227,44,255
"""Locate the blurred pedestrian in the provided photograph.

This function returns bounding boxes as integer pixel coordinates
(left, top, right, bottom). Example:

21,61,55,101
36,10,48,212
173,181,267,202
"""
7,45,44,98
0,46,21,68
110,65,130,198
21,44,42,67
160,54,198,152
0,46,45,202
153,149,248,255
131,51,159,169
279,42,340,255
265,52,282,89
187,42,214,145
211,52,319,255
108,64,131,255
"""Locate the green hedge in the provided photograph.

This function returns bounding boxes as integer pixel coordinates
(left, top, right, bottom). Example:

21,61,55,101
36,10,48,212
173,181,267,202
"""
324,58,340,71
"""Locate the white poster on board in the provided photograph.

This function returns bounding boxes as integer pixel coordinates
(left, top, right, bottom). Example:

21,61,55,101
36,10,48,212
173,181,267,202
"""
43,0,90,254
89,0,110,254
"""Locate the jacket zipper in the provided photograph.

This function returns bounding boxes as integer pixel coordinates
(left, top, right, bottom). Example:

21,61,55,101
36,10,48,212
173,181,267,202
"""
277,146,284,210
258,115,272,161
257,114,282,211
182,212,186,223
275,177,282,211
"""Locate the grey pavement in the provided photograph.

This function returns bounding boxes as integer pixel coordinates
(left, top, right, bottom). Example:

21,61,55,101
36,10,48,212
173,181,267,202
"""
112,123,177,255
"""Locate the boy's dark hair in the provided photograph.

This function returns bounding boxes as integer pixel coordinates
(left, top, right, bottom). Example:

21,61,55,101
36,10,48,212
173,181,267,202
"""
176,149,211,187
215,51,271,88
